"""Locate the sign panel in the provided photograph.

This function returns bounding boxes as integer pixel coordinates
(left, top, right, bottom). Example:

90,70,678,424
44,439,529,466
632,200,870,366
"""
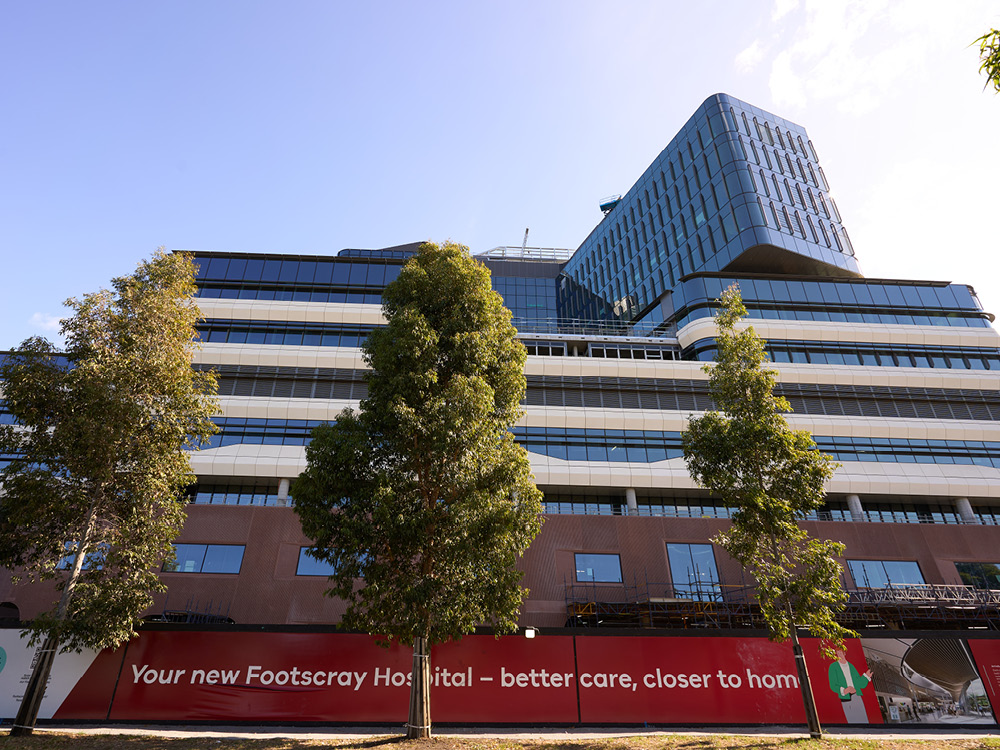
862,637,994,725
5,628,995,726
964,640,1000,722
0,630,103,720
108,631,411,722
575,635,879,725
98,631,579,723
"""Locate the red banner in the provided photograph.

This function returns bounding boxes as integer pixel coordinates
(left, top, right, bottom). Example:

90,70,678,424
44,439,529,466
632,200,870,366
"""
58,631,578,723
968,640,1000,719
574,635,878,725
7,629,974,725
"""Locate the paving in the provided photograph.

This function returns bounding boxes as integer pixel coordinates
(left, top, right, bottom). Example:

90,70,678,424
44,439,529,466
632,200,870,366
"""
21,724,1000,741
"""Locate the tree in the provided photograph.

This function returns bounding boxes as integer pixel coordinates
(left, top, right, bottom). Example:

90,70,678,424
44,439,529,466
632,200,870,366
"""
0,250,217,736
292,241,543,739
682,286,852,739
976,29,1000,93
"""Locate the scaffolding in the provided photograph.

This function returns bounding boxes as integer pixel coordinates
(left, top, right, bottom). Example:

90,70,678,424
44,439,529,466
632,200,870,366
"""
565,574,1000,631
144,595,234,625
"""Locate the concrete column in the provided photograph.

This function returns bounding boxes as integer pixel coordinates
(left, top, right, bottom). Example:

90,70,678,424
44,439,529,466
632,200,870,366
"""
955,497,978,524
625,488,638,516
277,478,291,507
846,494,865,522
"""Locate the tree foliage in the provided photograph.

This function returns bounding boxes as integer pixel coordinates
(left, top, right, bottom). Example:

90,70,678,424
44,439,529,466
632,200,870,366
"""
0,250,218,652
682,287,852,649
292,240,543,645
976,28,1000,93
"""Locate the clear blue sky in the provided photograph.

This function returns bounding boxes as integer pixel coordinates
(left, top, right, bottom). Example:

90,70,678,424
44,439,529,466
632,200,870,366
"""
3,1,999,347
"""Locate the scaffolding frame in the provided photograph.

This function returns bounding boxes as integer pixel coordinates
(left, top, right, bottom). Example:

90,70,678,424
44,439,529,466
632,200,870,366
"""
565,573,1000,631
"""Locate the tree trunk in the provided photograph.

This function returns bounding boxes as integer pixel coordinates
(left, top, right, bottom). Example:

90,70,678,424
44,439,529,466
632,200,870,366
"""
10,634,59,737
789,626,822,739
406,635,431,739
11,502,98,736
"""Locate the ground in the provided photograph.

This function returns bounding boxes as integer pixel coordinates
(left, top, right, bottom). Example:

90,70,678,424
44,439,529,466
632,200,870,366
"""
1,732,1000,750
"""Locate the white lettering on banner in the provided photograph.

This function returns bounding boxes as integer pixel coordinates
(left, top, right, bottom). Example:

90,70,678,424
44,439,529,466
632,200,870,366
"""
373,668,411,687
127,661,799,695
131,664,188,685
501,667,574,688
580,672,639,690
189,668,240,685
716,670,742,688
638,669,712,690
244,666,368,690
746,669,798,689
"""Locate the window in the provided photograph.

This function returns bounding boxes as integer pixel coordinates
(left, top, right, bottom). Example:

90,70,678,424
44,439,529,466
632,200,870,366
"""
956,562,1000,590
164,544,245,574
667,543,721,601
847,560,924,588
575,553,622,583
58,542,107,571
297,547,339,576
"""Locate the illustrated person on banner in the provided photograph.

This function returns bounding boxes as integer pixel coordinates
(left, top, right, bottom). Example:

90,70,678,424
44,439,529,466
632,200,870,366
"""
828,647,873,724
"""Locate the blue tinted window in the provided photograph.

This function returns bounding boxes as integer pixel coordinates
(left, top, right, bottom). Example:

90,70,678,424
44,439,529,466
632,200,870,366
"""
297,547,339,576
261,260,281,282
204,257,228,279
847,559,924,588
348,263,368,286
225,258,247,280
202,545,245,574
166,544,207,573
243,259,265,282
667,543,721,601
575,553,622,583
165,544,244,574
278,261,299,283
296,261,317,284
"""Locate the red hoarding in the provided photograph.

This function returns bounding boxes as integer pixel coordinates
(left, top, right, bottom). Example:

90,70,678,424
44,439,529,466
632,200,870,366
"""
3,629,929,725
90,631,578,723
968,639,1000,719
575,636,879,725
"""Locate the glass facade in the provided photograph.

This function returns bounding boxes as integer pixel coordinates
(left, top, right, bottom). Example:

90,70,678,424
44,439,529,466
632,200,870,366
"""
164,544,245,574
574,553,623,583
847,560,925,588
673,275,991,330
558,94,860,325
666,543,722,601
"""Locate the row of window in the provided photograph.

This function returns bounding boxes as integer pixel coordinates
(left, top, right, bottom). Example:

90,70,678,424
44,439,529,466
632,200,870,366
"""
186,484,283,506
543,500,992,526
200,420,1000,468
771,343,1000,370
161,544,336,576
727,105,819,165
64,536,1000,590
184,480,992,526
513,427,1000,467
196,286,385,305
588,344,679,360
194,256,404,287
522,377,1000,421
158,545,340,577
675,304,991,331
576,548,1000,599
676,276,984,316
206,364,1000,425
689,340,1000,371
198,321,377,348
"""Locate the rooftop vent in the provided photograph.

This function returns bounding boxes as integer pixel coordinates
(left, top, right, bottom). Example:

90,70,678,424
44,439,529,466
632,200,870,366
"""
599,194,622,214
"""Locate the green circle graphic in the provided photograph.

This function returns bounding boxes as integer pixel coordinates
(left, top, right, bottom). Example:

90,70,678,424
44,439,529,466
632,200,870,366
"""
0,646,6,675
